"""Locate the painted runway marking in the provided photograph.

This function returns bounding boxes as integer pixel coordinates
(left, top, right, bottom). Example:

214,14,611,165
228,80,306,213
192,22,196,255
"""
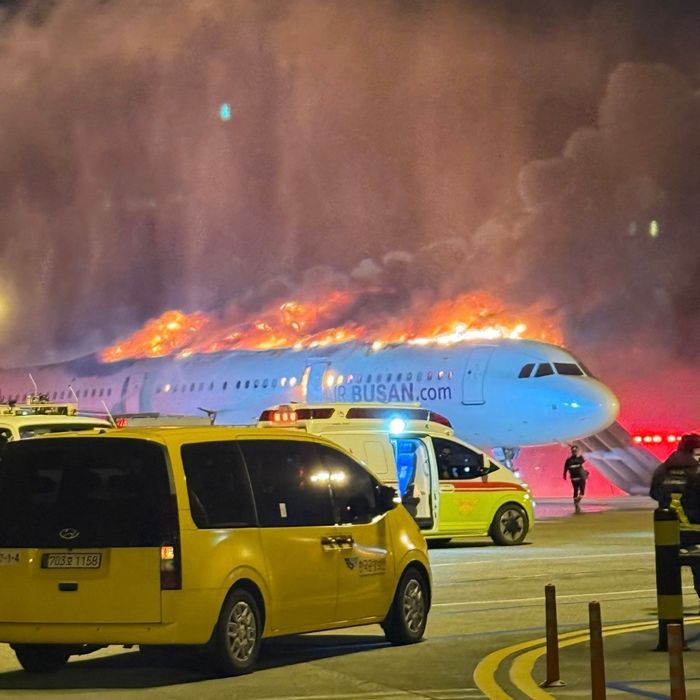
433,585,696,608
431,551,651,567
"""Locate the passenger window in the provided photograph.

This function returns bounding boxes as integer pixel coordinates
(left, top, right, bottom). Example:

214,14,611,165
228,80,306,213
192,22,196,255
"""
518,363,535,378
534,363,554,377
181,442,256,529
433,438,486,480
241,440,334,527
318,445,378,525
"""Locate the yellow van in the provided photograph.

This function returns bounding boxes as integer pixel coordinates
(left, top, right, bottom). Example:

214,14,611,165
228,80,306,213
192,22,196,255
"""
0,426,431,675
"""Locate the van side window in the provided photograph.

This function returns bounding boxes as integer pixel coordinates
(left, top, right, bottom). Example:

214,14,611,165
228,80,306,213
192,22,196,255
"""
181,442,257,529
433,437,486,480
240,440,334,527
317,445,378,525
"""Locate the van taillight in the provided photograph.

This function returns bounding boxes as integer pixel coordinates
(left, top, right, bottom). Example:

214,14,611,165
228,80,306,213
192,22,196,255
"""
160,541,181,590
159,493,181,590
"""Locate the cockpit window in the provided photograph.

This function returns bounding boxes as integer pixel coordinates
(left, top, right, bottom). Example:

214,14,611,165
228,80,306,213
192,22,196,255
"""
569,353,594,377
534,363,554,377
554,363,584,376
518,363,535,378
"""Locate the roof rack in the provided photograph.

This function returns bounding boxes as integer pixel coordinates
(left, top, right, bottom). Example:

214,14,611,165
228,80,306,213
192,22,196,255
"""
258,402,454,432
112,413,215,428
0,394,78,416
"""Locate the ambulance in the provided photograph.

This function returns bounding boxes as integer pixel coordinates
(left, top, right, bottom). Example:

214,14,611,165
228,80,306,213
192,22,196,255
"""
258,403,534,545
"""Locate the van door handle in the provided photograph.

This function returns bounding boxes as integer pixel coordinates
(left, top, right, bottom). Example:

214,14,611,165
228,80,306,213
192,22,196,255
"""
321,536,338,550
335,535,354,548
439,483,456,492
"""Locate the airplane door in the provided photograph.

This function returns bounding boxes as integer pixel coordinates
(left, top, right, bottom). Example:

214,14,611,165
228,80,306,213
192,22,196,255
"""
461,347,495,405
303,360,331,402
121,372,147,413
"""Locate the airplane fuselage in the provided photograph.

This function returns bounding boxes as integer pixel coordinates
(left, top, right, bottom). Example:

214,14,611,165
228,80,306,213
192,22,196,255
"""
0,339,619,448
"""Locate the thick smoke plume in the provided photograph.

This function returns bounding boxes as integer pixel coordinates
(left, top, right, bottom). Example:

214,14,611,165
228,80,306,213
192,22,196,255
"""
0,0,699,428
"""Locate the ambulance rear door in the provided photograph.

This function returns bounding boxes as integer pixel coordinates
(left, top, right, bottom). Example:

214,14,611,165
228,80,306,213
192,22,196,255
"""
390,436,435,531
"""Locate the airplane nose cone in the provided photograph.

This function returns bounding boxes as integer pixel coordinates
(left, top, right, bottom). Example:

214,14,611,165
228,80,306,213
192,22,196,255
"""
559,380,620,437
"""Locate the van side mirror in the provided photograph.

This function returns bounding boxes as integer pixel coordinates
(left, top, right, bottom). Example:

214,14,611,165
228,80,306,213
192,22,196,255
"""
377,484,399,513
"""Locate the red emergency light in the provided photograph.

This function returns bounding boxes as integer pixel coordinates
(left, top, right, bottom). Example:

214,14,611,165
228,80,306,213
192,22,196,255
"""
632,433,683,445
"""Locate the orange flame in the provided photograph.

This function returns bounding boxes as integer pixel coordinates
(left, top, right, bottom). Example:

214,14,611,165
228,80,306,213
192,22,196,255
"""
100,291,563,363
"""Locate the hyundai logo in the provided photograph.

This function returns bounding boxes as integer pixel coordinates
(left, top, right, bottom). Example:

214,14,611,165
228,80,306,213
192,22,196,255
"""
59,528,80,541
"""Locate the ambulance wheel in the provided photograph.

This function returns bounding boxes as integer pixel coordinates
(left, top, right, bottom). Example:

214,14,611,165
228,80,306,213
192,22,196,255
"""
382,566,428,645
489,503,528,545
13,644,70,673
209,588,262,676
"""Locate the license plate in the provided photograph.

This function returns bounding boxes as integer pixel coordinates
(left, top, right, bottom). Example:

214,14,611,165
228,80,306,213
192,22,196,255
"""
42,553,102,569
0,549,20,566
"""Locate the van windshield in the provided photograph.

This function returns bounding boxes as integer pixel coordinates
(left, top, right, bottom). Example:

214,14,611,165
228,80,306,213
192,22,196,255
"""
0,437,174,548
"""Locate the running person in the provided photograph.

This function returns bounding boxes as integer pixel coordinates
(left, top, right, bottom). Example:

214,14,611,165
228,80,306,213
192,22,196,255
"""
563,445,587,513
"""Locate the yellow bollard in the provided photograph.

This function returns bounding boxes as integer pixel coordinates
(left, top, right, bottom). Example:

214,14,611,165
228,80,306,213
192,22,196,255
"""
654,508,684,650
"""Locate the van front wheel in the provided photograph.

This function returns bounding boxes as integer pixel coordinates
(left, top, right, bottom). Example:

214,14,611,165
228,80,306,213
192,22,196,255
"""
209,589,262,676
13,644,70,673
490,503,528,545
381,567,428,645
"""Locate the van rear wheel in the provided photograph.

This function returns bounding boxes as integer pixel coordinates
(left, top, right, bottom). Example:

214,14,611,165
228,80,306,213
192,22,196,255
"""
489,503,528,545
13,644,70,673
381,567,428,645
209,589,262,676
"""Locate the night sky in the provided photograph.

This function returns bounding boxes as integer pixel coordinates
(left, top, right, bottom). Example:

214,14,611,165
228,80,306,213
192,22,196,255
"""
1,0,699,429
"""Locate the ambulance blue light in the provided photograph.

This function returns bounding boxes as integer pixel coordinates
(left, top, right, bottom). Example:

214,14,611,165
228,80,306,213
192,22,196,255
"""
389,418,406,434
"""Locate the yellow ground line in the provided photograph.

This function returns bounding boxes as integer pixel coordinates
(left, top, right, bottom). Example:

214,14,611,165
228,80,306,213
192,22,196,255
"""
475,618,700,699
473,628,593,699
511,618,700,698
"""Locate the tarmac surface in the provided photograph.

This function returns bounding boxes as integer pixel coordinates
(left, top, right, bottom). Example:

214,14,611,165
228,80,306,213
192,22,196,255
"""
491,497,699,699
1,495,696,699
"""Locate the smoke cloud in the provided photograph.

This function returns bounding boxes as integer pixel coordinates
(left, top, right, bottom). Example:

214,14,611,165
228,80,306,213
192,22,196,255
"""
0,0,698,428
